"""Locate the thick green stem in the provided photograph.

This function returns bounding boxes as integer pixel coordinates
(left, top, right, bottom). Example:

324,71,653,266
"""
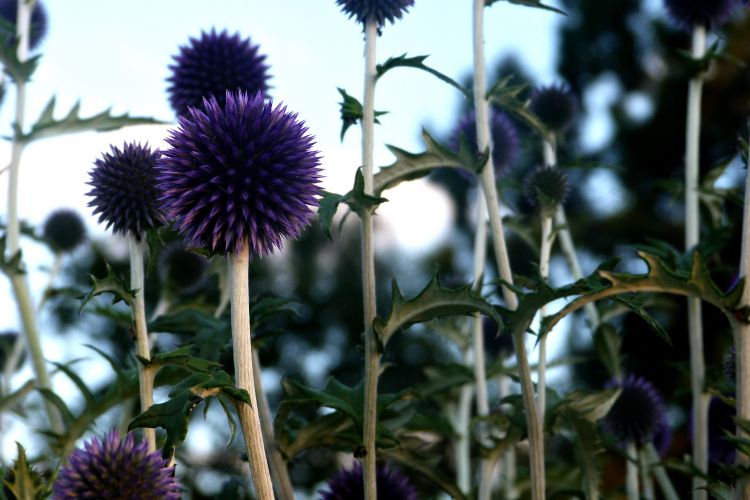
361,17,379,500
473,1,544,497
684,24,708,500
229,246,274,500
129,235,155,452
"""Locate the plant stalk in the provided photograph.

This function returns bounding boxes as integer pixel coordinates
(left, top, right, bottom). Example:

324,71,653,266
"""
229,245,274,500
454,346,474,495
626,442,639,500
129,235,155,452
684,24,708,500
645,443,679,500
361,16,379,500
473,0,544,497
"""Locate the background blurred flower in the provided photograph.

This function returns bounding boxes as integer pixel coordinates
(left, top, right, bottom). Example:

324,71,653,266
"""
448,110,520,175
602,375,668,447
319,462,418,500
663,0,737,29
42,209,86,254
529,84,578,134
0,0,48,50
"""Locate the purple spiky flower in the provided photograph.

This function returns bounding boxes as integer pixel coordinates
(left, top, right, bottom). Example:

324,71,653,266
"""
87,142,164,239
157,90,322,257
663,0,737,29
523,165,569,215
0,0,48,50
167,29,270,116
336,0,415,27
52,429,180,499
529,84,578,134
449,110,520,175
602,375,669,447
42,209,86,254
319,462,418,500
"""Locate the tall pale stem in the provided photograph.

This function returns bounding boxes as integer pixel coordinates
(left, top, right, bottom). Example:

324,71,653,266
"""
472,0,544,497
625,442,639,500
684,24,708,500
129,235,155,452
454,347,474,495
229,246,274,500
361,17,379,500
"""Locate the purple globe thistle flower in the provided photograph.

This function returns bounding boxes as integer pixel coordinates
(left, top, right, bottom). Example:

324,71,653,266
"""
42,209,86,254
448,110,520,177
157,90,322,256
0,0,48,50
523,165,569,215
602,375,668,447
529,84,578,134
52,429,180,499
663,0,737,29
319,462,418,500
336,0,415,28
167,29,270,116
87,142,164,239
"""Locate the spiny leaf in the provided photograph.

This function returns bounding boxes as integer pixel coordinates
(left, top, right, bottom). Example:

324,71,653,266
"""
0,235,25,277
487,75,551,139
551,389,621,423
138,346,221,373
2,443,45,500
337,87,387,141
251,295,299,331
375,53,470,99
18,96,163,144
373,269,501,347
317,169,388,239
611,295,671,346
128,370,249,458
0,36,40,84
78,262,136,313
485,0,567,15
373,128,488,195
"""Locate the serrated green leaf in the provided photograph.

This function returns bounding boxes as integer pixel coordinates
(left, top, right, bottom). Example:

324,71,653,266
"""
250,295,299,331
0,36,40,84
317,169,388,238
18,96,163,144
139,346,221,373
486,0,567,15
148,308,226,335
552,389,621,423
375,53,470,99
318,191,346,239
374,269,501,347
487,75,551,139
51,361,96,405
37,388,75,426
78,262,136,313
612,295,671,345
2,443,42,500
337,87,388,141
373,128,487,195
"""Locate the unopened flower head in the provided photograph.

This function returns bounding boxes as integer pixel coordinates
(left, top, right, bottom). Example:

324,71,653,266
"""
663,0,737,29
529,84,578,134
603,375,668,446
0,0,47,50
336,0,415,27
167,29,270,116
87,142,164,239
319,462,418,500
449,110,520,175
52,429,180,499
523,165,569,215
157,90,322,256
43,209,86,254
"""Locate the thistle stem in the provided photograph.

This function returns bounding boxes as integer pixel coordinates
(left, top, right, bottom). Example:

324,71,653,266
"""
229,245,274,500
473,0,544,497
454,346,474,495
129,235,155,452
639,448,654,500
734,127,750,499
625,442,639,500
361,16,379,500
684,24,708,500
498,373,518,500
2,0,62,435
645,443,679,500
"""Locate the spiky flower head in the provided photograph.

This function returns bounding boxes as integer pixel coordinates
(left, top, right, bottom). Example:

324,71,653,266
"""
158,241,208,294
167,29,270,116
663,0,737,29
336,0,415,27
52,429,180,499
87,142,164,239
319,462,418,500
157,90,322,256
449,110,520,175
0,0,48,50
602,375,668,446
42,209,86,254
523,166,569,215
529,84,578,134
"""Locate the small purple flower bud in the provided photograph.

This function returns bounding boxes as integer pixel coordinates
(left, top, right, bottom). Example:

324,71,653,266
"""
529,84,578,134
52,429,181,499
336,0,415,27
319,462,418,500
523,165,569,215
602,375,669,447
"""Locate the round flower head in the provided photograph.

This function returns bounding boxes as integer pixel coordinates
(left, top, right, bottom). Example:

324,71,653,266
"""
336,0,415,27
0,0,48,50
52,429,180,499
157,90,322,256
529,84,578,134
523,165,569,215
43,209,86,254
319,462,418,500
663,0,737,29
167,29,270,116
158,241,208,294
602,375,667,446
87,142,164,239
449,110,520,176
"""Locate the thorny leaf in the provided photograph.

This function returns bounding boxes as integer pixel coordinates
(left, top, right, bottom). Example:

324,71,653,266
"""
375,53,470,99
